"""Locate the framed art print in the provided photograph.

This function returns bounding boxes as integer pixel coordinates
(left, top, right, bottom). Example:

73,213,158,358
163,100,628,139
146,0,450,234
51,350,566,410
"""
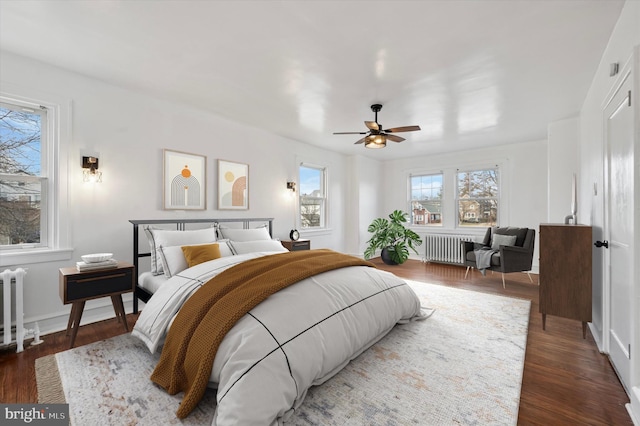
218,159,249,210
163,149,206,210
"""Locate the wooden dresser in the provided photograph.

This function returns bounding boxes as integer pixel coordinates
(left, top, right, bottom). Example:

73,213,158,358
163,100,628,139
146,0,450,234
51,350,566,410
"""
539,224,592,338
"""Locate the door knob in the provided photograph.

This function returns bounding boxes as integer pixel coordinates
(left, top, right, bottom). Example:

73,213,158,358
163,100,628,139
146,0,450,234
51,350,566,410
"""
594,240,609,248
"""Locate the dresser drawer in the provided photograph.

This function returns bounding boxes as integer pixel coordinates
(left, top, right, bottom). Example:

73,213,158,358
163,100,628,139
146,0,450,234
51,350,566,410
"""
281,239,310,251
60,266,134,304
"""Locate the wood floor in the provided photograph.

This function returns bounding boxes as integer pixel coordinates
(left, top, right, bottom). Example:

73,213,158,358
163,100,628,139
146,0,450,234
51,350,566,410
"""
0,259,632,425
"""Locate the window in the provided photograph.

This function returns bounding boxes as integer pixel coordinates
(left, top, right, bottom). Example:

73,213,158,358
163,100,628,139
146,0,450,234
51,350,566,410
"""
409,173,443,226
456,168,499,227
407,165,502,230
0,101,48,248
0,89,70,266
299,164,327,229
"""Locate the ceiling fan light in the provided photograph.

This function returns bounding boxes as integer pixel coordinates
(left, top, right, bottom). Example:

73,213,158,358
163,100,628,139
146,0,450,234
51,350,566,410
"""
365,137,386,149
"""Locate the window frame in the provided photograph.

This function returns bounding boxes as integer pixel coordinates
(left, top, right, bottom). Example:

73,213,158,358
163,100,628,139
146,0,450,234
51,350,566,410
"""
408,171,444,227
455,166,500,229
0,89,72,266
0,100,49,249
298,162,328,231
406,162,504,232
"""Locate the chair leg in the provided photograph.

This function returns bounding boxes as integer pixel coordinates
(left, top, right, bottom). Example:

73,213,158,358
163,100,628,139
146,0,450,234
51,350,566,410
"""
526,272,533,283
465,266,470,279
501,273,506,289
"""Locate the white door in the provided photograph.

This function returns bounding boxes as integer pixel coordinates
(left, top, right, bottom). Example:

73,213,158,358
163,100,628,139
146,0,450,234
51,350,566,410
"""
603,69,634,392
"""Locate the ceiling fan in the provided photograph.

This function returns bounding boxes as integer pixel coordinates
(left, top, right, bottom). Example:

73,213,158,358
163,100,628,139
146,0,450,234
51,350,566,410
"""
333,104,421,149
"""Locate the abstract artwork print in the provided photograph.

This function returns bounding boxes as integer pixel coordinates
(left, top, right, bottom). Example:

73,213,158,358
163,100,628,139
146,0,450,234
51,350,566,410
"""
163,149,206,210
218,160,248,210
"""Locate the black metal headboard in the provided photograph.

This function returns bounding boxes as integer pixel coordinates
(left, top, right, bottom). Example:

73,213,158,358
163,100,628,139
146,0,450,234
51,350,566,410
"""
129,217,274,313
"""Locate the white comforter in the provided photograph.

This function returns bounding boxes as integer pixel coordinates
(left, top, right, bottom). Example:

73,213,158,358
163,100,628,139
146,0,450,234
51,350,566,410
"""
132,251,427,425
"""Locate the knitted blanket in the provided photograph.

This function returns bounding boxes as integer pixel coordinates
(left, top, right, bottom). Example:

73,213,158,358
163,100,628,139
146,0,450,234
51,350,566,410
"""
474,247,497,271
150,249,374,418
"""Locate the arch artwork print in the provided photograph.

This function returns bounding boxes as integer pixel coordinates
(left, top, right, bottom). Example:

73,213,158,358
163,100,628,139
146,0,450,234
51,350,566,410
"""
218,159,249,210
163,150,206,210
170,165,201,207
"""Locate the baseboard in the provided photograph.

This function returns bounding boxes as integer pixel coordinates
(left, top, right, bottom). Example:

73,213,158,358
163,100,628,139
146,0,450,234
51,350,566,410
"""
627,386,640,425
588,322,605,353
16,293,135,340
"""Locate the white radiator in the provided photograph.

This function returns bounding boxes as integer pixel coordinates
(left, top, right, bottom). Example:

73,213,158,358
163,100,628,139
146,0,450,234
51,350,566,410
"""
423,234,475,265
0,268,41,352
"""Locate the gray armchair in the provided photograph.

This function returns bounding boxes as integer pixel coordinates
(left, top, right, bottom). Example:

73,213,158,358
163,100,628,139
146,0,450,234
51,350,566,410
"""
461,227,535,288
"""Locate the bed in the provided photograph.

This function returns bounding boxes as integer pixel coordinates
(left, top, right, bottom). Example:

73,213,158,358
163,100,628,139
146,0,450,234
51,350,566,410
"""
129,217,274,313
129,218,427,425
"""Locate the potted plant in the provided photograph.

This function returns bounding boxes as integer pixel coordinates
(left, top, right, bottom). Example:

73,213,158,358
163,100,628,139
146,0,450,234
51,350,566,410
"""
364,210,422,265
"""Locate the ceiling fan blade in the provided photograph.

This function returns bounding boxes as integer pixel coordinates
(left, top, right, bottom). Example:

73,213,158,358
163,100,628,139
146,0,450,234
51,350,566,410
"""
333,131,368,135
365,121,379,131
354,136,368,144
386,134,405,143
384,125,421,133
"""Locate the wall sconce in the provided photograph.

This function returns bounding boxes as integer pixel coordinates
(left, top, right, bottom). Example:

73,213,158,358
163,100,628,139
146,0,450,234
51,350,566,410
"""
286,181,296,192
82,156,102,183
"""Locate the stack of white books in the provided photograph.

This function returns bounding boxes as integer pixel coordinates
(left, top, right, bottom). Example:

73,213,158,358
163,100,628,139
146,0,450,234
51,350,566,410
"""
76,259,118,272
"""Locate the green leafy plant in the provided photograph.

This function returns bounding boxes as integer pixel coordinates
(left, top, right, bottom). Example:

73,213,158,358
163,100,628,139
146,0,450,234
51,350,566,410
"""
364,210,422,264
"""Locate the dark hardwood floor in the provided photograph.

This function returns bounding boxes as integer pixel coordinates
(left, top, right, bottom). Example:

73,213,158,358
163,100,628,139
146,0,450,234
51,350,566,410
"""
0,259,632,425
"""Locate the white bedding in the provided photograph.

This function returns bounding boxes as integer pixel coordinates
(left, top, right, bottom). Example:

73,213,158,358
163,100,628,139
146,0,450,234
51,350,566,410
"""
138,271,168,294
132,251,427,425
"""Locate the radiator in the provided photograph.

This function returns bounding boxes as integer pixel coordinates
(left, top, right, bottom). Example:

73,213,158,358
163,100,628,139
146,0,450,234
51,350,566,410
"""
0,268,42,352
423,234,475,265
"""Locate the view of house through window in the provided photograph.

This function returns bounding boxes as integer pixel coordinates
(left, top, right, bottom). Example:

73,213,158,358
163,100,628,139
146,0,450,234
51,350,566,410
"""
457,168,498,227
0,101,47,247
299,164,326,229
410,173,443,226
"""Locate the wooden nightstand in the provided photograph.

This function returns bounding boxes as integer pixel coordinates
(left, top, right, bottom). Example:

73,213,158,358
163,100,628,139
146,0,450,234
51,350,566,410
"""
59,261,135,348
281,239,311,251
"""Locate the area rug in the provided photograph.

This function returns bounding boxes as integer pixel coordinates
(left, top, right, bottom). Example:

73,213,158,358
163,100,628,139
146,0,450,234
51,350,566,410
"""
36,281,530,425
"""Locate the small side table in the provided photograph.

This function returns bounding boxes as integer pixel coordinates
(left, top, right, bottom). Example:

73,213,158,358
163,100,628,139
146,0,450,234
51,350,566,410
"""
281,239,311,251
59,261,135,348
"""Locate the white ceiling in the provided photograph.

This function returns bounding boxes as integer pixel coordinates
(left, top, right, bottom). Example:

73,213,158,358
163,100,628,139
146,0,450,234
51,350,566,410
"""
0,0,624,160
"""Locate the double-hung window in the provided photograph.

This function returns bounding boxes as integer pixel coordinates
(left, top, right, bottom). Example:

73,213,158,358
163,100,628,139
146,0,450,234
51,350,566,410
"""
456,167,499,227
409,173,443,226
0,100,48,248
298,163,327,229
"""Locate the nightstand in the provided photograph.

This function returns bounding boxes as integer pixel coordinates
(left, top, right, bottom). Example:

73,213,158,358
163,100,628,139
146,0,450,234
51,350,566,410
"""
59,261,135,348
281,239,311,251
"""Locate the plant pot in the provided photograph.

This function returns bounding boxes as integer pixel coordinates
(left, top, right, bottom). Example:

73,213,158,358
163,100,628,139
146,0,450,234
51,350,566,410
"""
381,247,398,265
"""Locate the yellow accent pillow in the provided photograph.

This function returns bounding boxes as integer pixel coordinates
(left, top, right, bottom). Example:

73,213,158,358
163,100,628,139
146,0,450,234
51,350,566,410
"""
181,243,221,268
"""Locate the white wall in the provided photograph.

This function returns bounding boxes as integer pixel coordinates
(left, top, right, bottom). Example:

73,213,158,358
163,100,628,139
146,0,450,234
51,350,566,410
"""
579,0,640,421
0,51,349,336
547,117,579,223
381,139,548,272
343,155,384,256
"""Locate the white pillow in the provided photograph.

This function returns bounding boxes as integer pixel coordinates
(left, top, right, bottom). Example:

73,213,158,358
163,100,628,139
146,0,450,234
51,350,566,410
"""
216,239,234,257
148,227,217,275
491,234,517,250
158,245,191,278
218,225,271,242
143,226,163,275
229,240,288,255
158,241,234,278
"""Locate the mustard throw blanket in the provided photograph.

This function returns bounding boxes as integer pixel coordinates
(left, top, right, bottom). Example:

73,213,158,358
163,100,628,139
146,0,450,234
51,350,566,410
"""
150,249,375,418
